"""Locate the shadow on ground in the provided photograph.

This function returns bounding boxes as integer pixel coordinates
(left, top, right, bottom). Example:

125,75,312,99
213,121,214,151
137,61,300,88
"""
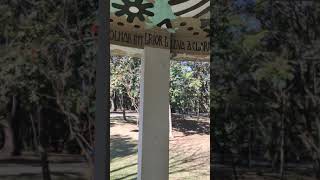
212,155,317,180
172,114,210,136
110,113,210,179
0,154,85,164
111,116,138,126
213,166,316,180
110,135,137,159
111,143,209,180
0,173,86,180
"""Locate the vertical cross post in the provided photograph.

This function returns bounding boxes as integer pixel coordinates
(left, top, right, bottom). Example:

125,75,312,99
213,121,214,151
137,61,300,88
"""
94,0,109,179
137,47,171,180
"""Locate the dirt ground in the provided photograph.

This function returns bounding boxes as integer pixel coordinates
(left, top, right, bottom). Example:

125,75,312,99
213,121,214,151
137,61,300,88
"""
0,112,210,180
2,112,315,180
110,112,210,180
0,152,88,179
111,113,210,165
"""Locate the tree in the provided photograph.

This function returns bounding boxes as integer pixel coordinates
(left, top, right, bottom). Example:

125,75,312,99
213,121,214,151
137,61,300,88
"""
111,56,141,122
170,61,209,116
211,0,320,179
0,0,98,178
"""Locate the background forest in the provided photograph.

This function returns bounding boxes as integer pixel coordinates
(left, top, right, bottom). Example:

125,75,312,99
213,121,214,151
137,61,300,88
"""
211,0,320,179
0,1,209,179
111,57,209,119
2,0,320,180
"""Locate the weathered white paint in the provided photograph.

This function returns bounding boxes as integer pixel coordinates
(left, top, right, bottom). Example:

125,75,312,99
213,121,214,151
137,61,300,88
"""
137,47,170,180
110,44,210,62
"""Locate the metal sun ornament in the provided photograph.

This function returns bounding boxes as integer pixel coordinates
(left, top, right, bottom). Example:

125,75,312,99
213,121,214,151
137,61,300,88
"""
147,0,176,31
111,0,210,35
110,0,211,57
112,0,154,23
112,0,177,32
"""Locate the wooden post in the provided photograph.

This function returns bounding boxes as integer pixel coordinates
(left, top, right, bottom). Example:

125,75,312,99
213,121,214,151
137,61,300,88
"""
94,0,109,179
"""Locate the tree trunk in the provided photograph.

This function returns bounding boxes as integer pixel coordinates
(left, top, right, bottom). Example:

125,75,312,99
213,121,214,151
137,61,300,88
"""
75,134,94,174
313,157,320,180
169,105,173,138
271,152,278,171
280,96,285,180
121,94,126,121
0,125,14,157
248,122,253,169
110,97,115,112
231,153,238,180
87,115,94,147
40,150,51,180
30,114,39,152
113,91,118,111
197,99,200,121
271,121,278,172
10,95,22,156
316,118,320,180
38,106,51,180
280,122,285,179
122,108,126,121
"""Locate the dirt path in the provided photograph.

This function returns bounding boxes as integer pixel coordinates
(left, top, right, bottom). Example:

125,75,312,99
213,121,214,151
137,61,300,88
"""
111,112,210,179
0,112,210,180
111,113,210,159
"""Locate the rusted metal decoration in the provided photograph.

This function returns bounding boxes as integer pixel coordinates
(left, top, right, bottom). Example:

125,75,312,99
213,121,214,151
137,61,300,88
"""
110,0,210,59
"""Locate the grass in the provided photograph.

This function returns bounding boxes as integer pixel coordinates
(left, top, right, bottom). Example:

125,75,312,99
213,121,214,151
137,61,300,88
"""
110,113,210,180
110,143,210,180
0,113,210,180
111,153,138,180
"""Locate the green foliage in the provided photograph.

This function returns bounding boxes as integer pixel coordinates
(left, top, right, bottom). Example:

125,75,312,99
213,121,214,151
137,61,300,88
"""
110,57,210,114
242,30,269,50
211,1,320,177
111,56,141,111
170,61,209,114
0,0,98,162
253,56,294,89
